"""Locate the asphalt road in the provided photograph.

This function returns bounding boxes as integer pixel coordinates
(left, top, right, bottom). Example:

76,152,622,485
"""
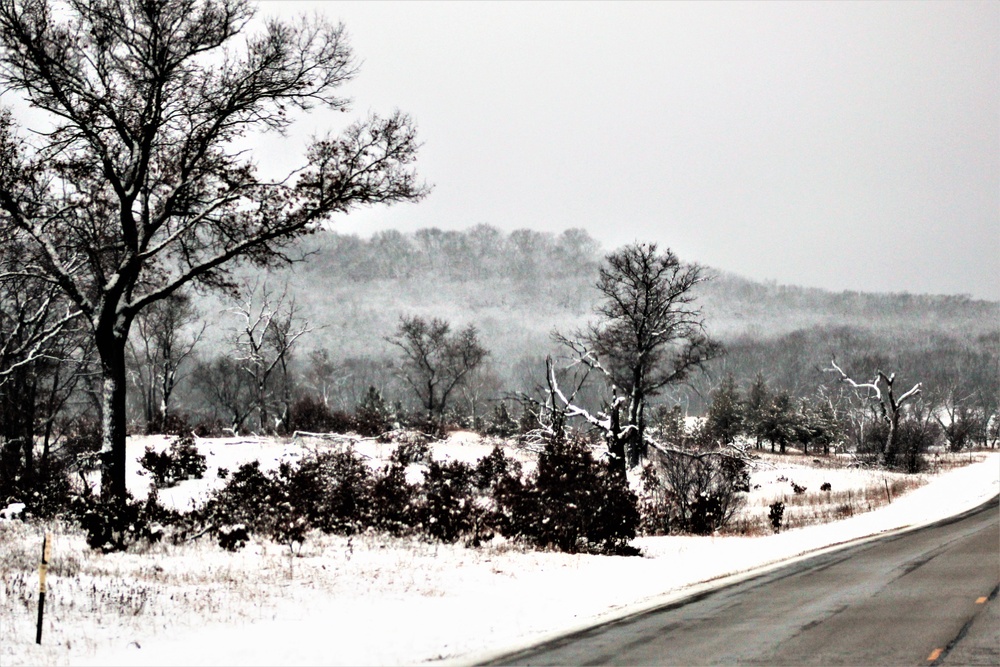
482,495,1000,666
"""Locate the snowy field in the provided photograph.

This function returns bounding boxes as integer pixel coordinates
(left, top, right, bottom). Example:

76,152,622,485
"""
1,433,997,667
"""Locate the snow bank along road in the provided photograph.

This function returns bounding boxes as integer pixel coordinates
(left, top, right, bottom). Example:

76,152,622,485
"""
479,495,1000,666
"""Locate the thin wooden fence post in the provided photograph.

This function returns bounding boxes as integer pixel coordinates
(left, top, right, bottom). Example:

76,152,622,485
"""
35,532,51,644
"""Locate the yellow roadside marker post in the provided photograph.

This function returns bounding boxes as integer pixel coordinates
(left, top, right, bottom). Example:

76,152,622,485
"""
36,532,51,644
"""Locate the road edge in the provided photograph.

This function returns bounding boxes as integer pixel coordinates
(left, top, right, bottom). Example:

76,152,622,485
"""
445,483,1000,667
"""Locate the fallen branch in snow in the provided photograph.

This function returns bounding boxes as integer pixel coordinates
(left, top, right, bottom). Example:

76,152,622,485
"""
291,431,382,443
645,436,757,467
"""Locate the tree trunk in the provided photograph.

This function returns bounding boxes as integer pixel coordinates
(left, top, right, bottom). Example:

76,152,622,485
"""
884,410,901,467
98,336,129,505
625,386,645,468
607,399,627,480
20,371,36,487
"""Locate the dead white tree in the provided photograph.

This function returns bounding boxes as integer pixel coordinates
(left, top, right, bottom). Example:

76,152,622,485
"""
518,351,751,478
232,282,312,434
826,358,921,465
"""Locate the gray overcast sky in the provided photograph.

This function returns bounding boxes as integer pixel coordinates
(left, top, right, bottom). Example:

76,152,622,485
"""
260,1,999,300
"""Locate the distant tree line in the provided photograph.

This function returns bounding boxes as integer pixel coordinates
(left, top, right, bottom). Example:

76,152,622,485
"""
298,224,602,283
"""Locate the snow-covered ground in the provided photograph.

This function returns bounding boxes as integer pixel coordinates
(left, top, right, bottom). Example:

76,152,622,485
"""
2,434,997,667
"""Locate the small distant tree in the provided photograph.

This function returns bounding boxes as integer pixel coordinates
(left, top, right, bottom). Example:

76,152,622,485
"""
743,373,770,449
192,356,255,435
387,316,487,428
760,392,797,454
231,282,311,434
127,292,204,433
354,386,394,436
799,394,843,455
704,375,744,445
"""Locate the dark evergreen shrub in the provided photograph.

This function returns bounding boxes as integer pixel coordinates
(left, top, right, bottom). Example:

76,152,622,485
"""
285,450,375,535
419,460,479,543
217,523,249,551
473,445,522,491
75,489,175,552
769,500,785,532
499,439,639,554
201,460,279,536
289,395,343,433
370,463,419,535
22,467,75,519
139,435,207,488
355,386,394,436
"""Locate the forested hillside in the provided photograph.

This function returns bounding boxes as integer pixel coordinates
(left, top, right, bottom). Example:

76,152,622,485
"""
180,224,998,421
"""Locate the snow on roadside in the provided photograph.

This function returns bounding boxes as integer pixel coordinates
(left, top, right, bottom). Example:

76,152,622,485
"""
66,450,998,667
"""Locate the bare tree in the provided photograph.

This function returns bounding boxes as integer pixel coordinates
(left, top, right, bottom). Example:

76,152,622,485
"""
1,232,87,490
231,281,310,434
827,358,922,467
569,243,722,472
0,0,426,505
387,316,487,428
127,291,204,432
192,356,254,434
457,362,503,430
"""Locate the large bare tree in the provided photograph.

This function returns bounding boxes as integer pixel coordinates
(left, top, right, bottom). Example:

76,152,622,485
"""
579,242,722,470
0,0,426,505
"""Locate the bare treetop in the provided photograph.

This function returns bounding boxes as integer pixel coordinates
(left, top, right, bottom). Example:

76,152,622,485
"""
0,0,426,318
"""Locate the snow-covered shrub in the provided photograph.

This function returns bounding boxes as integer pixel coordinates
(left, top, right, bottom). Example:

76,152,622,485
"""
139,435,206,488
217,523,249,551
283,450,375,535
498,438,639,555
389,435,431,466
473,445,522,491
0,501,24,520
0,451,76,520
288,395,345,433
200,460,278,539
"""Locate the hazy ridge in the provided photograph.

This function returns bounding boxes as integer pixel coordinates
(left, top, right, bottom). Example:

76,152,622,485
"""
191,225,998,410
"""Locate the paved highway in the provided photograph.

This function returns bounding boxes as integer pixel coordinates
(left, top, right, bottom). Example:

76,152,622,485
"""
482,496,999,666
